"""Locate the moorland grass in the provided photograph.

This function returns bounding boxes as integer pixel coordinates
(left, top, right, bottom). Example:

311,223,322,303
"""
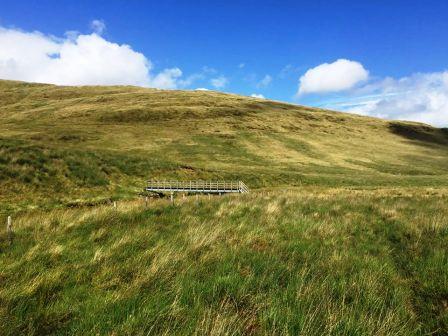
1,80,448,213
0,188,447,335
1,80,448,335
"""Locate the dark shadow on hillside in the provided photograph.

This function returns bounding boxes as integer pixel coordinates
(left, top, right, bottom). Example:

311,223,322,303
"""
389,122,448,146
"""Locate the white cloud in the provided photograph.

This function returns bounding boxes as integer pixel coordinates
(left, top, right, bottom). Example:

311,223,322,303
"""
239,63,245,68
64,30,80,40
298,59,369,95
0,26,188,89
342,72,448,126
195,87,209,91
257,74,272,88
210,76,228,89
177,73,205,88
90,19,106,35
298,58,448,126
251,93,265,99
149,68,182,89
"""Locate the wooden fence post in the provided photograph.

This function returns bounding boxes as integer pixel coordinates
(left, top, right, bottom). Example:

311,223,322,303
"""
170,192,174,204
6,215,13,245
113,201,117,209
145,196,148,208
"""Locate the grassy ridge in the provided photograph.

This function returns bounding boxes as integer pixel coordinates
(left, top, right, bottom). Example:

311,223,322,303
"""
1,189,447,335
1,80,448,212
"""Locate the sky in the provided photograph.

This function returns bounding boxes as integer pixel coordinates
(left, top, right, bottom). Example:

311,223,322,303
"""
0,0,447,126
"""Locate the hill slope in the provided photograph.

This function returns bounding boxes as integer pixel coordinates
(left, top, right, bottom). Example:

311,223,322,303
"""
1,79,448,212
0,80,447,334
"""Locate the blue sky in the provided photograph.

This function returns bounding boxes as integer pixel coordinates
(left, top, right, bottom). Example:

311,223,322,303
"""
1,1,447,125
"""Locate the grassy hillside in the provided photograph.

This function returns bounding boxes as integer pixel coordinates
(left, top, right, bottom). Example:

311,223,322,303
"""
1,79,448,212
0,80,447,335
1,189,447,335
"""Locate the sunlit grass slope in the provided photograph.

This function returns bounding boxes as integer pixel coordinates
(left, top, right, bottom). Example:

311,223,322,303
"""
1,79,448,212
1,80,448,335
1,189,447,335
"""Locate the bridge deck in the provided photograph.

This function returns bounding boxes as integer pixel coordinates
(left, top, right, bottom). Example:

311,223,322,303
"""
146,180,249,194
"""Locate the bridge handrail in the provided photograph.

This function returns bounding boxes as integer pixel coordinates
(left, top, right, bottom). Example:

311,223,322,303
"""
146,180,249,193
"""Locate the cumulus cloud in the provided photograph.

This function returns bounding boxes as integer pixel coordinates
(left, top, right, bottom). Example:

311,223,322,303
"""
257,74,272,88
0,25,188,89
251,93,265,99
149,68,183,89
298,59,448,126
90,19,106,35
298,59,369,95
210,76,228,89
342,72,448,126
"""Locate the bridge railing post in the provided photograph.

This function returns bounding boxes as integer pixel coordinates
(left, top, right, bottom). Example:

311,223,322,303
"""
145,179,248,194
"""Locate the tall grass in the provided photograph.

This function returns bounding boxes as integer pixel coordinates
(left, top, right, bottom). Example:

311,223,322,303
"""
1,189,447,335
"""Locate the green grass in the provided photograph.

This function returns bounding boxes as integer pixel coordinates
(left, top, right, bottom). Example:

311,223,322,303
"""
1,80,448,334
0,189,447,335
1,79,448,212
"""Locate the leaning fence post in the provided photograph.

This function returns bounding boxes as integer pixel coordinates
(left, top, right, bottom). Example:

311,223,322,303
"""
113,201,117,209
7,215,13,245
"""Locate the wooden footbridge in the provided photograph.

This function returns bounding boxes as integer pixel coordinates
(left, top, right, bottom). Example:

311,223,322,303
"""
146,180,249,194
